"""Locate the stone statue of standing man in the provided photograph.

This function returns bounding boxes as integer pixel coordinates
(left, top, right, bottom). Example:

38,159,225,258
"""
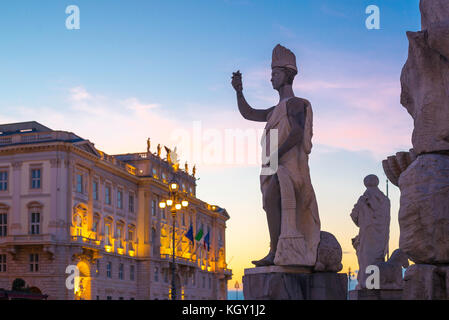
232,44,321,267
351,175,390,289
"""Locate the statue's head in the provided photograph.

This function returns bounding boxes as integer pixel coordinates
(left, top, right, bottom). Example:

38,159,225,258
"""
271,67,297,90
271,44,298,90
363,174,379,188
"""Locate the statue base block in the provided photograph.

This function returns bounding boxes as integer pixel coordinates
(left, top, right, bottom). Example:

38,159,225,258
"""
243,266,347,300
348,289,402,300
403,264,449,300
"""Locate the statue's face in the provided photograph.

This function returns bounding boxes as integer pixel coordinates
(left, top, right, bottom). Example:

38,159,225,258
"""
271,67,287,90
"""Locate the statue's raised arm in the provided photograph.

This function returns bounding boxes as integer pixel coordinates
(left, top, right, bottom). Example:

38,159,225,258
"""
231,70,274,122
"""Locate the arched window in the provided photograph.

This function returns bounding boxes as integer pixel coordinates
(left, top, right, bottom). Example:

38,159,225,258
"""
116,221,125,248
128,224,135,251
73,213,82,236
104,217,113,246
92,213,100,235
28,202,43,235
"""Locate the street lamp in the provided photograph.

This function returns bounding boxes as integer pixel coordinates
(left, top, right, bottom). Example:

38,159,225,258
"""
159,179,189,300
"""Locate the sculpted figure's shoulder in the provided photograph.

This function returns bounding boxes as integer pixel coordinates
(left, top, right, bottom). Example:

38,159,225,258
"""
286,97,308,116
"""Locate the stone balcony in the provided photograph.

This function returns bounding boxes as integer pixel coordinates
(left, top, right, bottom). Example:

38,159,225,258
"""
0,234,54,245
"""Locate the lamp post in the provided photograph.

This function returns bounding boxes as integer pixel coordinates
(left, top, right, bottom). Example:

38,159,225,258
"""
159,180,189,300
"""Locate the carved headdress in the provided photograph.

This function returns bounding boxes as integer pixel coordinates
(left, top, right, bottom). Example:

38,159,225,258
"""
271,44,297,72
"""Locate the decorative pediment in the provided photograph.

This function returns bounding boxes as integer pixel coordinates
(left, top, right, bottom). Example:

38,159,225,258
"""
73,140,101,158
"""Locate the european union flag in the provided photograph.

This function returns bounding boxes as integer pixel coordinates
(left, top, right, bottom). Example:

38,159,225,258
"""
185,223,194,243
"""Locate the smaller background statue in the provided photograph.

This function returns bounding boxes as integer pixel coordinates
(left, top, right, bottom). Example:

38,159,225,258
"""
351,174,390,289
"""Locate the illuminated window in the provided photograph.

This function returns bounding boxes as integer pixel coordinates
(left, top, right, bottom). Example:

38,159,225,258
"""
92,214,100,234
29,254,39,272
128,228,135,251
0,254,6,272
105,222,112,246
30,168,41,189
0,171,8,191
116,223,124,248
73,213,82,236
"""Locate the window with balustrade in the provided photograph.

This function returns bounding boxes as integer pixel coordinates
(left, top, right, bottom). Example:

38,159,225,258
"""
28,203,42,235
116,222,124,248
128,226,135,251
105,220,112,246
92,213,100,234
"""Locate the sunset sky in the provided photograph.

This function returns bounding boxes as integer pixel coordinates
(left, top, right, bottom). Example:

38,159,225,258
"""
0,0,421,289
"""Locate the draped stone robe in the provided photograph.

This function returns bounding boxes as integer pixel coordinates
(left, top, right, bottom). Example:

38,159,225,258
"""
261,97,321,267
351,188,390,289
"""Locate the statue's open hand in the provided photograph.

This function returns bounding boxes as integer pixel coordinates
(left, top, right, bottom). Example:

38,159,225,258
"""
232,70,243,93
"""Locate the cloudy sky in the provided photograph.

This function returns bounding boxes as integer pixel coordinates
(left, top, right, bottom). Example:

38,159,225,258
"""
0,0,421,290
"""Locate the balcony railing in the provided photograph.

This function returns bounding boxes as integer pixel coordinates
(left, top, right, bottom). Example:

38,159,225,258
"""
0,131,80,146
0,234,54,244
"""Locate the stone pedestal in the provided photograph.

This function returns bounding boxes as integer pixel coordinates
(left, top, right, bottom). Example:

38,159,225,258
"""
349,289,402,300
403,264,449,300
243,266,347,300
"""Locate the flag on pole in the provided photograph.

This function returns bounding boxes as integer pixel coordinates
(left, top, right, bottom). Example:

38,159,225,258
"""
185,223,194,243
203,232,210,251
194,225,204,242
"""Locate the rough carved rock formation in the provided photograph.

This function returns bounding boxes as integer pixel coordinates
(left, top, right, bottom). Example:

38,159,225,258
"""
382,149,417,186
403,264,449,300
373,249,409,290
400,0,449,155
399,154,449,264
314,231,343,273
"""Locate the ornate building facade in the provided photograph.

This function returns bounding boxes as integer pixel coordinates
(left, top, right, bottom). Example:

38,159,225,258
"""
0,121,231,300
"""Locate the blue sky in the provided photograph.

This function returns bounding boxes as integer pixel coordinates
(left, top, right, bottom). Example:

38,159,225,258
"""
0,0,422,288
